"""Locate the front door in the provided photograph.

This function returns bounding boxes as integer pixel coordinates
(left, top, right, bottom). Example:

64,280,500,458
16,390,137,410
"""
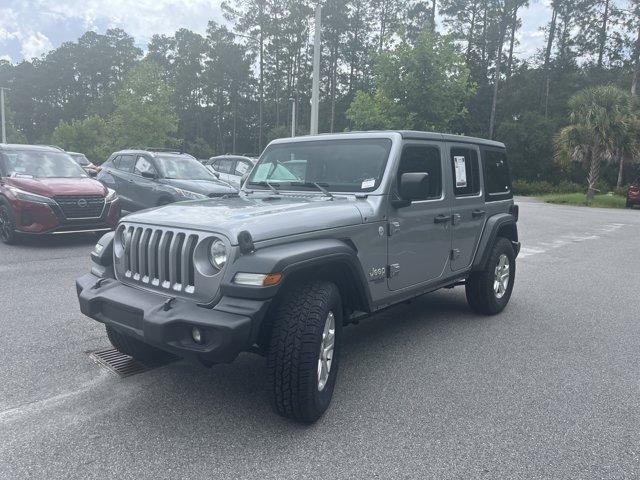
111,154,136,212
449,144,486,271
387,143,452,291
131,155,160,210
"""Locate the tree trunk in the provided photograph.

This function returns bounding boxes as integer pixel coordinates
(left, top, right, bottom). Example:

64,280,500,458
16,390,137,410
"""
597,0,610,68
542,5,557,115
587,150,600,202
631,25,640,96
489,3,510,139
431,0,437,29
506,7,518,79
617,154,625,188
466,6,476,64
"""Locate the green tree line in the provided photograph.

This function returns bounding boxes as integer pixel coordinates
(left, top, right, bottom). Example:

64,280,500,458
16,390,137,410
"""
1,0,640,188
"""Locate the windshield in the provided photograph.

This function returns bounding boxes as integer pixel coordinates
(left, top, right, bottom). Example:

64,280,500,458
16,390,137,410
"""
248,138,392,192
2,150,88,178
155,155,219,181
69,153,90,166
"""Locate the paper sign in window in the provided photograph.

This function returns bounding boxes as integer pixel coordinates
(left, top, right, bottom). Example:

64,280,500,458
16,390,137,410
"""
454,156,467,188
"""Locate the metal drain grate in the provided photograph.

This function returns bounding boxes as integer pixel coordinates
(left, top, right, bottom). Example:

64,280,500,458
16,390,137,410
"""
88,347,178,378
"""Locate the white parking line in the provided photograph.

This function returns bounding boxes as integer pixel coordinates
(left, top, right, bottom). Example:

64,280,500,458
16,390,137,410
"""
519,223,627,260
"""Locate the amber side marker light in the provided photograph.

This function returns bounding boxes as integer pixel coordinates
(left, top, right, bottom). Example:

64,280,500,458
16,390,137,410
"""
234,272,283,287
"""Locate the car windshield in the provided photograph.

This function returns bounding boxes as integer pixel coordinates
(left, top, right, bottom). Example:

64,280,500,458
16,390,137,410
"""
248,138,392,192
70,153,90,166
155,155,219,181
2,149,88,178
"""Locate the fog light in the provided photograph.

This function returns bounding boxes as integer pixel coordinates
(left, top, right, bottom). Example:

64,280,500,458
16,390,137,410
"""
191,327,203,344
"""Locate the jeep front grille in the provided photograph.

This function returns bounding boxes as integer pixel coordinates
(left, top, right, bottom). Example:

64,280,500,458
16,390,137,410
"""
55,195,105,219
123,226,199,294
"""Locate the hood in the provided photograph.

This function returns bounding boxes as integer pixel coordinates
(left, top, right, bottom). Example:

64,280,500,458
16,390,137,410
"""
5,176,107,198
160,178,237,195
124,194,364,243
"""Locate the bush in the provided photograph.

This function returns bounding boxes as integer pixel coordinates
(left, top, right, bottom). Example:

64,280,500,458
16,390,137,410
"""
512,179,583,196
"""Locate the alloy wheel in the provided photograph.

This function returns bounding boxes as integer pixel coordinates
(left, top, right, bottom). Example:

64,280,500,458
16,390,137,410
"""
317,311,336,391
493,254,510,299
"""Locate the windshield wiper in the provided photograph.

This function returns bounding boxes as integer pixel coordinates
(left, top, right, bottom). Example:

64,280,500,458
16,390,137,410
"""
288,181,333,198
247,180,280,195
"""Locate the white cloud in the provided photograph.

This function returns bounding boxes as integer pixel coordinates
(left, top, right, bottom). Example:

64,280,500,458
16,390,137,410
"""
20,32,53,60
0,54,11,62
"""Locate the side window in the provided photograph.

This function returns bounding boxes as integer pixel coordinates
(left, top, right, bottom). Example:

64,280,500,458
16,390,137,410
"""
450,147,480,196
397,145,442,200
483,149,511,198
134,156,156,176
116,154,135,173
234,160,250,176
216,159,235,174
111,156,121,169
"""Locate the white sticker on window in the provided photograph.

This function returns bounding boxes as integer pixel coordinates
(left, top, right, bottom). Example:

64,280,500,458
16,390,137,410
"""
236,162,249,175
454,156,467,188
361,178,376,189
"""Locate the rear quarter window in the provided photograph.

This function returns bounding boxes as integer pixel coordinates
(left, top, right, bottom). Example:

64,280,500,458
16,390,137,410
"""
482,148,512,201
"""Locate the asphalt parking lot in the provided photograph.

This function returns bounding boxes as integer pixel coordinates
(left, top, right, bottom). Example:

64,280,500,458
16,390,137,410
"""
1,197,640,479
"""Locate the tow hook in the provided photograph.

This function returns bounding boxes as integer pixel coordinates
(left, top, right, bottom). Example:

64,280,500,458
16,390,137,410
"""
92,278,110,290
162,297,176,311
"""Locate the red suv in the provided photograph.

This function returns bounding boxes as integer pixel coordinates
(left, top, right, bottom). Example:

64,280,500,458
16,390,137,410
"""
0,144,120,244
627,178,640,208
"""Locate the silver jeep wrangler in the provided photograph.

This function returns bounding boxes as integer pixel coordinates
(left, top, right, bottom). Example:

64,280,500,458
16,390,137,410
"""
77,131,520,423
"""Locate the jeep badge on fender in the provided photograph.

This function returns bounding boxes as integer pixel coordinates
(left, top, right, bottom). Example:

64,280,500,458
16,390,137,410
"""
76,131,520,424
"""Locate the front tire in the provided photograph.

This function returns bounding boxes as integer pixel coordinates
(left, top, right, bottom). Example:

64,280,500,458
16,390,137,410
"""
106,326,172,363
466,237,516,315
267,281,343,423
0,202,17,245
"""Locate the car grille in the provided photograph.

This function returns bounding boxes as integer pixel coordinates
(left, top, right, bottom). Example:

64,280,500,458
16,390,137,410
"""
122,226,199,294
55,195,105,219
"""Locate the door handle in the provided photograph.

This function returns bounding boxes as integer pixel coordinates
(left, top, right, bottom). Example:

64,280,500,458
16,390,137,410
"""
472,209,486,218
434,214,451,224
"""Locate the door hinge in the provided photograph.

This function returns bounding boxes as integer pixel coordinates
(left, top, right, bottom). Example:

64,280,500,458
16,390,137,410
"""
450,249,460,260
388,221,400,236
387,263,400,278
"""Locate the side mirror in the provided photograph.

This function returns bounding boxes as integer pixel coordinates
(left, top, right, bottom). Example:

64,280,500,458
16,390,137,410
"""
88,170,98,178
213,171,220,179
393,172,429,208
141,170,157,179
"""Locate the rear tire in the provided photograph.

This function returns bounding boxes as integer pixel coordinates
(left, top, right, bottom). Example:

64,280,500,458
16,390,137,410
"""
466,237,515,315
0,202,17,245
267,280,343,423
106,326,171,363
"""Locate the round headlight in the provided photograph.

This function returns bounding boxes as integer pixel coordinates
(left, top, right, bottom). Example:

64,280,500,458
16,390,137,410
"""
209,239,227,270
119,227,131,249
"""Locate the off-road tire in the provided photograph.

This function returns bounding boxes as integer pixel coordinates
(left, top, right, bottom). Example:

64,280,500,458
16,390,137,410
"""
0,201,17,245
466,237,515,315
267,280,343,423
106,325,171,363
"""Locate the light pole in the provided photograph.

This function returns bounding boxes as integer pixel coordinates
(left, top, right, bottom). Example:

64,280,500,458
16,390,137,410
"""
310,4,321,135
0,87,9,144
290,97,296,137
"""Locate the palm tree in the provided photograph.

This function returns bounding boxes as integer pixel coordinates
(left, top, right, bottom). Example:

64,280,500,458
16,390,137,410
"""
555,85,636,202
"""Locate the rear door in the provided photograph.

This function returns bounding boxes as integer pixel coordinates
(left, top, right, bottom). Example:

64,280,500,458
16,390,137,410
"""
387,142,452,291
449,144,485,271
112,154,136,211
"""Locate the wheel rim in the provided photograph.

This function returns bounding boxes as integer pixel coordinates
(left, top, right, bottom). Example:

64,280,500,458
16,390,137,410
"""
493,254,510,299
0,207,12,242
317,311,336,392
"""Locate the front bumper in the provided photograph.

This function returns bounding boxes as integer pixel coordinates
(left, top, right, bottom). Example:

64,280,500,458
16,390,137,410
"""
76,273,271,363
15,199,120,234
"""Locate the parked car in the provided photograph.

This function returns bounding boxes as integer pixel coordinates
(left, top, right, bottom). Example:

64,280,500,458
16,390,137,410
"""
202,155,257,187
0,144,120,244
67,151,101,177
97,149,237,213
626,178,639,208
77,131,519,423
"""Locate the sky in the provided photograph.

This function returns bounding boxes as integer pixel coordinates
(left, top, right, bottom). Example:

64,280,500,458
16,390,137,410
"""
0,0,552,64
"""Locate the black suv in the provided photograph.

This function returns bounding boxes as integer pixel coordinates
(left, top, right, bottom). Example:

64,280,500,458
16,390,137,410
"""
97,150,237,213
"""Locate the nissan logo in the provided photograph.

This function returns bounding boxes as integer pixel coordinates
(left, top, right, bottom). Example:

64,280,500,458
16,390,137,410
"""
77,199,88,208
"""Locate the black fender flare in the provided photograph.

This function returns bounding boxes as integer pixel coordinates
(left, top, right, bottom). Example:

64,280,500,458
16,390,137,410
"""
472,213,519,271
220,238,373,310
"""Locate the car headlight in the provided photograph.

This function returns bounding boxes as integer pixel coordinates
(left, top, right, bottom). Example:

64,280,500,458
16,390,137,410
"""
118,226,132,250
105,188,117,202
6,186,55,204
209,238,227,270
173,188,206,200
